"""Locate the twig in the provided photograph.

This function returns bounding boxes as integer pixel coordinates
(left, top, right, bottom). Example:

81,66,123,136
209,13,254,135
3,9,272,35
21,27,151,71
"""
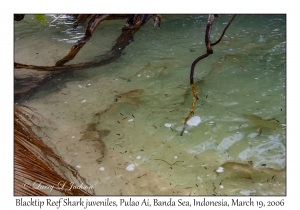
153,15,162,28
212,182,217,194
49,14,63,27
211,15,236,46
154,159,184,167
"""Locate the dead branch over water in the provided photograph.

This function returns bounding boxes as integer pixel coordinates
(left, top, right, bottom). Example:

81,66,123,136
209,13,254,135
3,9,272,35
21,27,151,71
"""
180,14,236,136
14,14,160,100
14,14,160,71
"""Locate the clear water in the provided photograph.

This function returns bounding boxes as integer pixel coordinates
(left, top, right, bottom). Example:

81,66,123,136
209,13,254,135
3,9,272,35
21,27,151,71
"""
14,14,286,195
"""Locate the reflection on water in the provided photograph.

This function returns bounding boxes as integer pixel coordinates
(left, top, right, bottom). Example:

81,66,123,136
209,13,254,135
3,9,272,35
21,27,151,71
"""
14,14,286,195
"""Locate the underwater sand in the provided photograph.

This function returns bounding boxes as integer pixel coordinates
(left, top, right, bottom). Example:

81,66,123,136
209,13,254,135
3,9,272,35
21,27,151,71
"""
14,14,286,195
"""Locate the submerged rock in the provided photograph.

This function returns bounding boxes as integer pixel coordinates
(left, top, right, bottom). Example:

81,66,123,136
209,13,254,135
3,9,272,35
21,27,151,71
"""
126,164,135,171
187,116,201,126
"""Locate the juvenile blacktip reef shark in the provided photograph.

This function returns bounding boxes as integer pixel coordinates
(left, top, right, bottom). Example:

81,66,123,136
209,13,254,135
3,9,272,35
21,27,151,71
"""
95,89,144,120
114,89,144,105
119,59,181,81
242,114,286,135
79,122,110,164
215,161,285,180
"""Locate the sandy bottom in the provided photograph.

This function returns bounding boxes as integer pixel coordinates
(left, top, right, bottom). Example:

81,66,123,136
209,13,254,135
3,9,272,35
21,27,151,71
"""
21,71,286,195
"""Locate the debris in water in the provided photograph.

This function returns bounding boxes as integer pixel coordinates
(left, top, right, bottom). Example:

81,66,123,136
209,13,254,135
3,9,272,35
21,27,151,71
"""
126,164,135,171
216,167,224,173
164,123,172,128
187,116,201,126
259,35,265,42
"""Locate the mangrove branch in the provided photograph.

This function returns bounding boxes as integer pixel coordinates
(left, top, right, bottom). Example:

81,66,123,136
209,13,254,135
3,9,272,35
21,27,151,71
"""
180,14,236,136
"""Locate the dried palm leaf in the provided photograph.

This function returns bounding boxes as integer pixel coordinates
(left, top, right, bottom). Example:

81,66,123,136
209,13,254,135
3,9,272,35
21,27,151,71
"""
14,105,95,196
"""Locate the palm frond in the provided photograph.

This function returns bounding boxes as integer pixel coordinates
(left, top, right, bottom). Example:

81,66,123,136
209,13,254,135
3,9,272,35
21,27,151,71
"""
14,105,95,196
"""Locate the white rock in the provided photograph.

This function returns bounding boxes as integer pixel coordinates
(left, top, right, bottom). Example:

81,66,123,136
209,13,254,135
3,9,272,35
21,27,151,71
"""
216,167,224,173
259,35,265,42
240,189,256,196
187,116,201,126
164,123,172,128
128,119,133,122
99,167,105,171
81,99,86,103
136,156,141,159
76,165,81,169
126,164,135,171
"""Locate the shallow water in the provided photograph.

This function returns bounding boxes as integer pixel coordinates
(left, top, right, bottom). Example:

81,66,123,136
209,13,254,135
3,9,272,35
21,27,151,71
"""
14,14,286,195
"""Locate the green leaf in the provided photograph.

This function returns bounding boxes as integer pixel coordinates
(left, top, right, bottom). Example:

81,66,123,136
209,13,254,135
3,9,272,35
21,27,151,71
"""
34,14,46,25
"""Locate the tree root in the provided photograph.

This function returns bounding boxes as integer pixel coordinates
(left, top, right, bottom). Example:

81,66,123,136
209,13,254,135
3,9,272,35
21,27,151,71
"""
180,14,236,136
15,15,157,71
14,14,25,21
55,14,110,66
14,15,160,100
